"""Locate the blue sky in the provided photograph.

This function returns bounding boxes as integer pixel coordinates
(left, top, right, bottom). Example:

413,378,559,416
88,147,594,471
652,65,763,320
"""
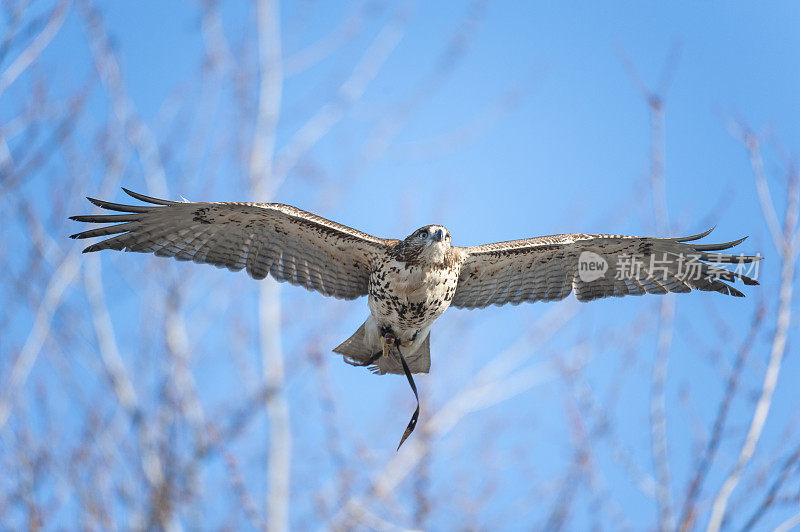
3,0,799,529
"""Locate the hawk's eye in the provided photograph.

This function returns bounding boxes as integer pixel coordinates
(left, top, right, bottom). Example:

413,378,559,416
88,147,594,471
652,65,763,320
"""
419,231,428,239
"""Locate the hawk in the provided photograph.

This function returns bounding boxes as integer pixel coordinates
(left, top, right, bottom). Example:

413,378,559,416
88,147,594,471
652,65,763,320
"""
71,189,761,447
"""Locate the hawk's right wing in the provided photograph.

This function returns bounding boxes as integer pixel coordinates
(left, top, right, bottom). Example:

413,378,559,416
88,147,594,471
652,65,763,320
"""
70,188,398,300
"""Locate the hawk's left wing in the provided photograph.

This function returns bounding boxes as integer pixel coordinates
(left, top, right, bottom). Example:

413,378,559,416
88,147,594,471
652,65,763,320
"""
451,229,761,309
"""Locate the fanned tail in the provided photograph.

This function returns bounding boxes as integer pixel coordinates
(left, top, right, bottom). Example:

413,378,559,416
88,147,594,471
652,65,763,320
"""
333,320,431,375
333,321,377,366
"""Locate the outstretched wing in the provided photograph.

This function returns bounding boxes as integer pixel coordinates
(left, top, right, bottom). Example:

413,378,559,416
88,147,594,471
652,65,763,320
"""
451,228,761,309
70,188,397,300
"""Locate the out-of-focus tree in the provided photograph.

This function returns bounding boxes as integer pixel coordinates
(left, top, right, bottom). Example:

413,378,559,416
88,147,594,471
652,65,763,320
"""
0,1,797,531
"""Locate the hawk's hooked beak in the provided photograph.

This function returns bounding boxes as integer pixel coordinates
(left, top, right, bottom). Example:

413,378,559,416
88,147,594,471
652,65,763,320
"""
432,228,444,242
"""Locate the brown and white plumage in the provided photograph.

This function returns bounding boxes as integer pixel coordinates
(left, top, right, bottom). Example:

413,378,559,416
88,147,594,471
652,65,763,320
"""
71,188,396,301
71,189,762,448
451,230,760,308
71,189,761,378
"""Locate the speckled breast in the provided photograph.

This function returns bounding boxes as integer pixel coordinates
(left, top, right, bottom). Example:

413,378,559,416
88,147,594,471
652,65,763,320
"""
367,259,460,339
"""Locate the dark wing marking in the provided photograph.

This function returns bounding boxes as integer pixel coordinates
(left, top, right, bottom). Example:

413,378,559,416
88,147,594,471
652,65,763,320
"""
70,188,398,300
451,228,762,308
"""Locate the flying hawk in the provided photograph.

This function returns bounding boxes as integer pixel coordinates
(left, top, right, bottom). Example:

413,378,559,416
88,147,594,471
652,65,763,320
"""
70,189,761,447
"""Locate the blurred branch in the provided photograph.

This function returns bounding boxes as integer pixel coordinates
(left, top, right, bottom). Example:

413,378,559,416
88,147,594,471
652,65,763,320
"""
388,81,528,163
84,254,179,529
259,281,290,532
723,121,784,253
0,250,79,431
268,0,416,197
164,285,208,452
651,297,675,532
774,512,800,532
332,301,579,528
678,303,765,531
3,1,790,529
0,0,71,99
2,78,92,189
617,44,681,532
309,344,353,512
80,0,168,197
84,255,141,420
250,0,283,196
225,452,267,530
283,1,381,77
741,442,800,531
564,313,659,501
249,1,291,530
707,129,798,532
351,0,486,167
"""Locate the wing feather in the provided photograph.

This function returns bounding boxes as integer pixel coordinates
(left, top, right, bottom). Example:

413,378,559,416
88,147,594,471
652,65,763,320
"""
71,188,395,300
451,229,761,308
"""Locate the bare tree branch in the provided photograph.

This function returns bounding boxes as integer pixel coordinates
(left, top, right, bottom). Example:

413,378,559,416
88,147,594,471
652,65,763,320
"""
707,131,798,532
0,251,79,431
0,0,71,99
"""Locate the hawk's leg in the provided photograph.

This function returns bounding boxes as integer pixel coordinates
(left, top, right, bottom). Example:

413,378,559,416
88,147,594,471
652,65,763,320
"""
400,330,417,348
380,327,414,357
380,327,417,356
352,329,401,364
380,333,394,358
354,330,407,366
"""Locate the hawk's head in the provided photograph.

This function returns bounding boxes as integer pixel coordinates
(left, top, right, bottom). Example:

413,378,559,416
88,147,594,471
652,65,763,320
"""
398,225,451,264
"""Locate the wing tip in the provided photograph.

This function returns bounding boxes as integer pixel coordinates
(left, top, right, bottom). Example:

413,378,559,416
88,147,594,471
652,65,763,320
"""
675,226,715,242
82,241,125,253
121,187,177,205
692,235,751,251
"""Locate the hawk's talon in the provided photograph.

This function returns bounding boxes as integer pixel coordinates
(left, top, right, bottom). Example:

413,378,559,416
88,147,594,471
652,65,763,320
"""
381,330,414,352
345,350,382,367
380,335,391,358
382,331,408,357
